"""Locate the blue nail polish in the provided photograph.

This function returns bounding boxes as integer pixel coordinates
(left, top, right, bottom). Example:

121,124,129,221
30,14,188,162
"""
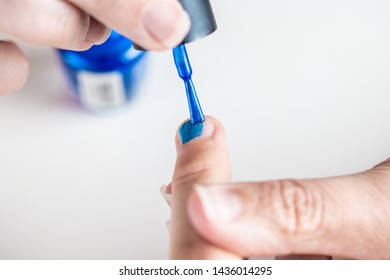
173,44,205,124
179,120,204,144
56,30,147,112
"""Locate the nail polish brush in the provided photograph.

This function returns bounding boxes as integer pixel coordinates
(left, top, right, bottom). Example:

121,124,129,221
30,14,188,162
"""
134,1,217,124
173,44,204,124
172,0,217,125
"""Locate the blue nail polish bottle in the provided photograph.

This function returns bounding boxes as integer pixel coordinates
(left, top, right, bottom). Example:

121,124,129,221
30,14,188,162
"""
57,31,147,112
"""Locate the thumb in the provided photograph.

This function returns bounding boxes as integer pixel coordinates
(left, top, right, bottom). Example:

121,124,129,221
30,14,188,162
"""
169,116,240,259
187,170,390,259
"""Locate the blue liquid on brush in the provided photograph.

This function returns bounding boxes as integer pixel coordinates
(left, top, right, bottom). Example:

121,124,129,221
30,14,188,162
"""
173,44,205,124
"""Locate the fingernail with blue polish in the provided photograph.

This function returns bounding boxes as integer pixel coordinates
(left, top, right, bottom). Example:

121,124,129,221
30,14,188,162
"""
179,120,212,144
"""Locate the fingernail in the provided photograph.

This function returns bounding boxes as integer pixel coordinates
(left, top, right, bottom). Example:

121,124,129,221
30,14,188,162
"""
179,120,213,144
94,28,112,45
86,18,110,44
194,185,242,223
160,184,172,206
142,2,190,47
166,220,171,233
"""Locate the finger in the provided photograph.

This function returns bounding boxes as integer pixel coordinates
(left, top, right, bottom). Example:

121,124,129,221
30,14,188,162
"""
187,168,390,259
160,184,172,207
0,0,111,50
170,116,240,259
68,0,190,50
0,41,29,95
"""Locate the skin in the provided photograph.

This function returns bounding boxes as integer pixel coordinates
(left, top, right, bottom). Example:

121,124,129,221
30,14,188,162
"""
0,0,190,95
169,117,240,259
168,116,390,259
0,41,28,95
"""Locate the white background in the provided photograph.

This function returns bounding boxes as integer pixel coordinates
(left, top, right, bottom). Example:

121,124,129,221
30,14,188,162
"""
1,0,390,259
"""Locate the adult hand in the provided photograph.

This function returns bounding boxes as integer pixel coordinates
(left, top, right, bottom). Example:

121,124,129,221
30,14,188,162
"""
0,0,190,94
166,116,390,259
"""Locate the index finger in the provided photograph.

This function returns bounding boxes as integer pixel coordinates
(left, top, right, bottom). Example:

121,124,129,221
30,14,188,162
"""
67,0,191,50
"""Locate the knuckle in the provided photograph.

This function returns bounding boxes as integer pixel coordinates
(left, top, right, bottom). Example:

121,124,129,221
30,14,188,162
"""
271,179,325,235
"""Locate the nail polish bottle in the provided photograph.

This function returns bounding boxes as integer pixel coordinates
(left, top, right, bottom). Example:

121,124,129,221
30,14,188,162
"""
57,30,147,112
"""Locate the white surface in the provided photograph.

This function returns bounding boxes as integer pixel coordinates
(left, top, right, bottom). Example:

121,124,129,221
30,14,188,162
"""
1,0,390,259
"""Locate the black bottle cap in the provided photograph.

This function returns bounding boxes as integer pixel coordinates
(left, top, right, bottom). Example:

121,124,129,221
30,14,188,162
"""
180,0,217,43
134,0,217,50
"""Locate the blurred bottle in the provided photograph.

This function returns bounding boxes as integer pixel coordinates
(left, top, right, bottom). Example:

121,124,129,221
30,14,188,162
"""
57,31,147,112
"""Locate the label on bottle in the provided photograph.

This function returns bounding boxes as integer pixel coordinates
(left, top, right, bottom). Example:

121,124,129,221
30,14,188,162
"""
77,71,126,110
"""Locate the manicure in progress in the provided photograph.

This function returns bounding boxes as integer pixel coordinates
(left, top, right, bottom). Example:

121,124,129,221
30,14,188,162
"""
172,0,217,125
179,120,204,144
